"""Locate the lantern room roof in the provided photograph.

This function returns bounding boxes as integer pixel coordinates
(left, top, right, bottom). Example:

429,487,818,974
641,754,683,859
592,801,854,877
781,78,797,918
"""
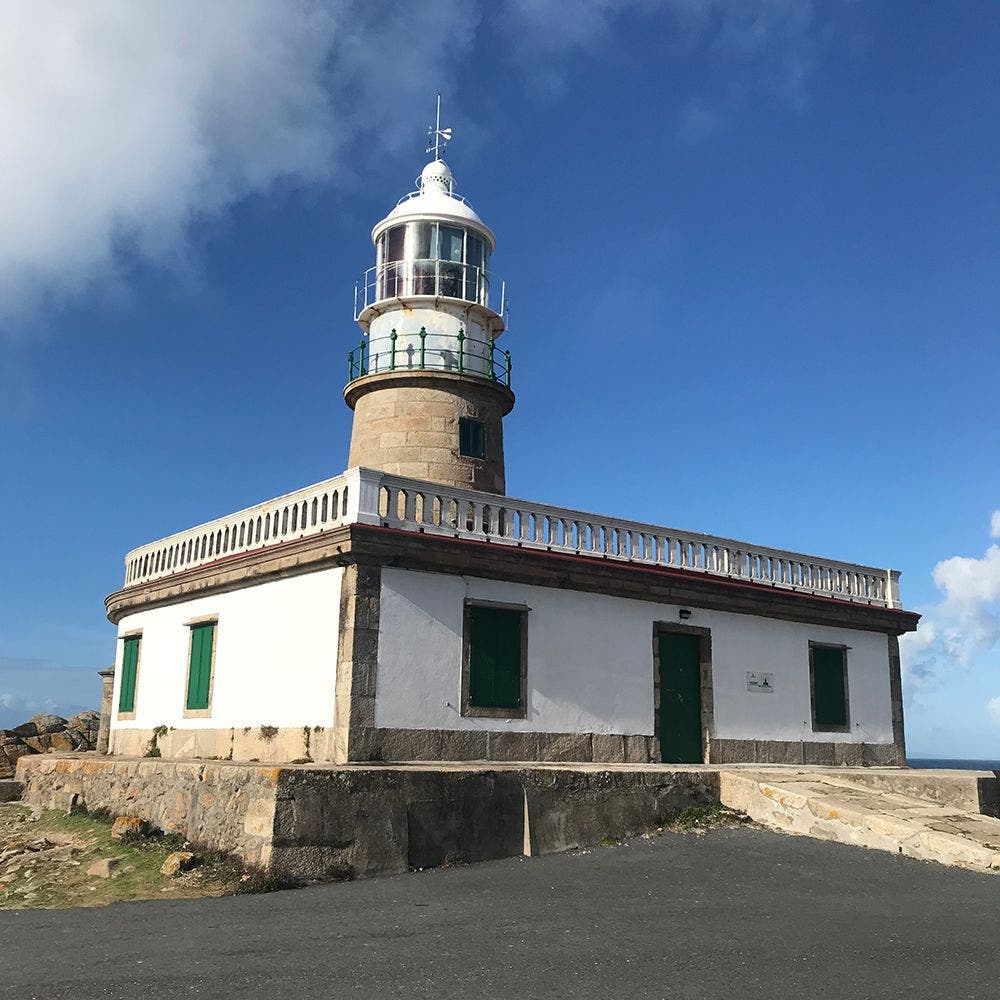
371,158,495,248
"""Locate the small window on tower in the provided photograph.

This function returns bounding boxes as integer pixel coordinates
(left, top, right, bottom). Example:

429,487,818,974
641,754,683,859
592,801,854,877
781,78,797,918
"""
459,417,486,459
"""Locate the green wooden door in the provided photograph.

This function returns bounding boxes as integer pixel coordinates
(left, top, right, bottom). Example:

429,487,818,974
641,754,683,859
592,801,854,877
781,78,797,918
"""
658,633,703,763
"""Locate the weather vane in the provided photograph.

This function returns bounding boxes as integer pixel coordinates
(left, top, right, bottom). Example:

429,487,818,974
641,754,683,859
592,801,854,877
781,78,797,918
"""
426,94,452,161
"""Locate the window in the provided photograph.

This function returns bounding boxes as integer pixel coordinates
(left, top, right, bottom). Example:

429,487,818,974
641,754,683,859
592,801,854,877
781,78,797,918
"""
185,621,216,713
118,635,141,715
384,226,405,263
459,417,486,459
810,643,849,731
438,226,465,263
462,603,527,718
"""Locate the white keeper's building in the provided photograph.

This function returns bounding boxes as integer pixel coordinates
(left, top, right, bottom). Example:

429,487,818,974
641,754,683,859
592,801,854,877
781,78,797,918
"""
103,119,918,769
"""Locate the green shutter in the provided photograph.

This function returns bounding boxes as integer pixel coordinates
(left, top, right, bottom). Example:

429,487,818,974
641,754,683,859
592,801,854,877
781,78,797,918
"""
813,646,847,727
468,606,522,710
186,623,215,710
459,418,486,459
119,636,140,713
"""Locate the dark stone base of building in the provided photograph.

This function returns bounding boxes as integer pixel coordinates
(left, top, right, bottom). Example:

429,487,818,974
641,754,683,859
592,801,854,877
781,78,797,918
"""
16,755,720,879
710,738,905,767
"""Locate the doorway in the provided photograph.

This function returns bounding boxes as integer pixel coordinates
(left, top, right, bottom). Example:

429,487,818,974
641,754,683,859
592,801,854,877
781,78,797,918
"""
656,629,710,764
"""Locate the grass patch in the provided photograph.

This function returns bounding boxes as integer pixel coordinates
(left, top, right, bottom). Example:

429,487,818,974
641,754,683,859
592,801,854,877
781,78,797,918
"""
0,803,298,910
659,803,750,831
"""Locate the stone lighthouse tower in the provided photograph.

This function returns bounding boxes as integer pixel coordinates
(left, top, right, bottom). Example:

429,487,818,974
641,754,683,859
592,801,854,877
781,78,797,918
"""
344,102,513,495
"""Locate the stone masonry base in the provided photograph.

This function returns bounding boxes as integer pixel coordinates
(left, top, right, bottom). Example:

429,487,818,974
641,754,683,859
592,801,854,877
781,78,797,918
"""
710,738,905,768
17,755,719,879
109,726,338,765
107,725,904,769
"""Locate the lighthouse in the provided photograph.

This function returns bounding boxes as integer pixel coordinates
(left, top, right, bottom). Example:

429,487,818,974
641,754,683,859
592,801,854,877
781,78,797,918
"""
99,100,915,779
344,100,513,495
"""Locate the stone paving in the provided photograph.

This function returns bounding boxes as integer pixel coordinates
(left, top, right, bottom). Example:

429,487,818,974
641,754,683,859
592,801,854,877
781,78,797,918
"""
720,767,1000,872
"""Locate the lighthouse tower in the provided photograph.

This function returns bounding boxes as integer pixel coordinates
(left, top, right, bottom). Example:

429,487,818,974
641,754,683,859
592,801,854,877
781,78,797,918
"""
344,102,513,495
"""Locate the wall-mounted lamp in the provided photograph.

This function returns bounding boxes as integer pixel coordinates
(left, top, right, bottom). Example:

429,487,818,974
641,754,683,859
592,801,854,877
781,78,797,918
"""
679,609,692,620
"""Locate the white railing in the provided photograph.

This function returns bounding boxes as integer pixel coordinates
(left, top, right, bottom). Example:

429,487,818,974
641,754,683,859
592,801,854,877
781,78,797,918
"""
354,260,507,320
121,468,902,609
121,470,373,588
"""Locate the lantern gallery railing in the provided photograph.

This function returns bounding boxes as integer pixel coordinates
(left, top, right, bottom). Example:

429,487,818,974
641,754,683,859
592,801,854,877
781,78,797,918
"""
347,329,512,386
121,469,903,610
354,260,507,319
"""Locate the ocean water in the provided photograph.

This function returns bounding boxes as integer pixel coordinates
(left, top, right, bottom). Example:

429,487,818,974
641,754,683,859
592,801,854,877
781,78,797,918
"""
909,758,1000,772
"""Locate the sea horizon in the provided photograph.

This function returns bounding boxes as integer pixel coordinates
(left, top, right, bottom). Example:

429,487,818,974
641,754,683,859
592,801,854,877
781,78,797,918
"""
909,756,1000,771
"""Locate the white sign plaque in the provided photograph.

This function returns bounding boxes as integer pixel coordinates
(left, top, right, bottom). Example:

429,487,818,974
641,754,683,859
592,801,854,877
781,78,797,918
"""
746,671,774,693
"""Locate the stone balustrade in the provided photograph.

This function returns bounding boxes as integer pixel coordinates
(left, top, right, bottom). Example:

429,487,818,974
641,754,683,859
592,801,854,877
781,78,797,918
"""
121,468,902,608
122,471,361,587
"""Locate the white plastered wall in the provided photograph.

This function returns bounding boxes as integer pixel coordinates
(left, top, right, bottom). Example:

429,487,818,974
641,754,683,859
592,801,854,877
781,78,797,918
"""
375,567,895,744
110,568,343,733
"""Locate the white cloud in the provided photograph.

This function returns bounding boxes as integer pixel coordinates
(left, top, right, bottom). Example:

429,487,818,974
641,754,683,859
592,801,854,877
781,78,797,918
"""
0,689,85,730
0,1,828,329
991,510,1000,539
988,697,1000,727
0,0,478,330
901,512,1000,687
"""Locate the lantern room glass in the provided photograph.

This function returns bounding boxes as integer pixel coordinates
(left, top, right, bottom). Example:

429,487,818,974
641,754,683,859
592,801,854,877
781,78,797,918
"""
376,222,490,305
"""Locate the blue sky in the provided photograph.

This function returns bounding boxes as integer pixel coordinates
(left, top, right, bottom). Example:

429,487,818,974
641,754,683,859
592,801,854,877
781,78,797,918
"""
1,1,998,757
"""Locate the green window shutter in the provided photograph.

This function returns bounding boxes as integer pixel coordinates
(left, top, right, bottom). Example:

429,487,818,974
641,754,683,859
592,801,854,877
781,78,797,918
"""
459,418,486,459
468,606,522,710
813,646,848,727
186,623,215,711
119,636,140,713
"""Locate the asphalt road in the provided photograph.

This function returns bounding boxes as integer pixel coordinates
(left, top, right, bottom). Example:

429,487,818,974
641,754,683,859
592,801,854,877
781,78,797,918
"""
1,828,997,1000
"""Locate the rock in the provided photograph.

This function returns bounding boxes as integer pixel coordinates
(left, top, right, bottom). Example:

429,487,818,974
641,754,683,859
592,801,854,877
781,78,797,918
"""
111,815,148,840
44,833,78,847
28,714,67,735
0,779,24,802
50,730,87,752
161,851,197,877
68,711,99,730
87,856,123,878
23,735,52,753
9,722,38,739
26,845,77,863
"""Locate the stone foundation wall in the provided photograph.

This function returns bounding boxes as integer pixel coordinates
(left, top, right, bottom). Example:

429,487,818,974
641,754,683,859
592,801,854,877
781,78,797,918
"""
16,755,719,879
341,728,906,768
109,725,339,765
353,727,659,765
17,756,281,868
710,738,905,767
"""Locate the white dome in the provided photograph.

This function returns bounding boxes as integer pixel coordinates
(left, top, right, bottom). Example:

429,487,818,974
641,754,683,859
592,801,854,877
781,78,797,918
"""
372,158,495,248
420,159,454,193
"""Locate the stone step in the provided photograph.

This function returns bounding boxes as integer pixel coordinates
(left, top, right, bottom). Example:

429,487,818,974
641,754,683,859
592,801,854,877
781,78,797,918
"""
0,779,24,803
720,770,1000,872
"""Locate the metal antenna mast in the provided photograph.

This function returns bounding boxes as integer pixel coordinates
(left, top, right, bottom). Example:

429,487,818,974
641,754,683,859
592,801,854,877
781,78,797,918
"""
426,94,452,161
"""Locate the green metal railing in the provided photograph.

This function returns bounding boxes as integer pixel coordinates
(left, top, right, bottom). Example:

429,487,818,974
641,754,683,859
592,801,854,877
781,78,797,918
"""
347,327,512,387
